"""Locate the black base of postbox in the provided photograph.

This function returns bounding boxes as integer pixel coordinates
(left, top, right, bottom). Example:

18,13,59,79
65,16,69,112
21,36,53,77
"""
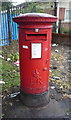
20,90,50,107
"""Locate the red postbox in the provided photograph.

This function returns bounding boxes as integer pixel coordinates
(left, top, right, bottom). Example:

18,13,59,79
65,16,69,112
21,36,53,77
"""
13,13,57,107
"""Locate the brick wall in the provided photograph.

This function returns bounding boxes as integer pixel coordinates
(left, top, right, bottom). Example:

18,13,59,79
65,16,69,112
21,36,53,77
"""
59,8,65,21
59,7,71,30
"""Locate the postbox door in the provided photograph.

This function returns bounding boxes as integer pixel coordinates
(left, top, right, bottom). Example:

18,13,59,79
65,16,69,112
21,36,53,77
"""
19,29,51,94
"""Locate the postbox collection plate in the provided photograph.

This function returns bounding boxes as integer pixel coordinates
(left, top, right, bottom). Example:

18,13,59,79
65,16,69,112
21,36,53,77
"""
31,43,42,59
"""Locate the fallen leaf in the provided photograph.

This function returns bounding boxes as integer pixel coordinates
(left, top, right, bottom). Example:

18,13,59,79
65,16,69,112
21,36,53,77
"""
60,86,63,89
9,103,13,106
62,93,71,98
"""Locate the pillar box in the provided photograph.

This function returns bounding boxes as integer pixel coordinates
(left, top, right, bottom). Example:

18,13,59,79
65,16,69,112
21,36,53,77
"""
13,13,57,107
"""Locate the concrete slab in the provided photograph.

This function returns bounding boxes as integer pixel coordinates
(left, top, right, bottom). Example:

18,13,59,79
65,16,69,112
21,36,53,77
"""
3,95,69,118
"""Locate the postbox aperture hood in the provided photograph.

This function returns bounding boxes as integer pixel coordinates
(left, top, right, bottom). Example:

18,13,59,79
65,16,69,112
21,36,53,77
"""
13,13,57,24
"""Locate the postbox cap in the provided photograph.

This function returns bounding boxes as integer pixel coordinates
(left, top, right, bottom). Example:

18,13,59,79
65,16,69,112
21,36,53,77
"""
13,13,57,24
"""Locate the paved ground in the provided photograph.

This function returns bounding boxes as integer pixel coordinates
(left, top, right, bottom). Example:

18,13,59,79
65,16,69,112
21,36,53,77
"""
2,87,70,119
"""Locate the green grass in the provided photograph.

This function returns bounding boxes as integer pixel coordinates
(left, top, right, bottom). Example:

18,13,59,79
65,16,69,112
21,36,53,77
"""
0,58,20,92
0,57,2,80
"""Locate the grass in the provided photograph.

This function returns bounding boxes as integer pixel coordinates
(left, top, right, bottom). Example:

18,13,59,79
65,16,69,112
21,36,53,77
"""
0,57,2,80
0,58,20,93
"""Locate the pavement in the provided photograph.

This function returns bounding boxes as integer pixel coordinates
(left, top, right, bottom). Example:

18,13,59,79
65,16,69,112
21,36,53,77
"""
2,87,70,119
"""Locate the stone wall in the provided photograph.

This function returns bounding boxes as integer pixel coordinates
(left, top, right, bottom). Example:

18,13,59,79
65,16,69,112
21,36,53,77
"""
52,33,71,45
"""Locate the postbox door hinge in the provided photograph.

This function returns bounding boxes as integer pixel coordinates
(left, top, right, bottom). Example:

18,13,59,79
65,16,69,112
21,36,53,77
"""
46,59,49,64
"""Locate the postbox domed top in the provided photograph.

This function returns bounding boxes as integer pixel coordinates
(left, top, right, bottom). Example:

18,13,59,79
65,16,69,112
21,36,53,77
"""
13,13,56,18
13,13,57,24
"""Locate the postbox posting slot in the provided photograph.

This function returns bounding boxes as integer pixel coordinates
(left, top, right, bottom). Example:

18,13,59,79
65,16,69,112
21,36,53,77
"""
26,32,47,41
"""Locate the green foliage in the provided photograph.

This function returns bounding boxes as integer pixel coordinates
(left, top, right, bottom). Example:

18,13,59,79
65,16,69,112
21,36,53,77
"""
24,2,36,13
23,1,53,13
10,53,19,62
8,2,53,18
59,28,71,34
52,23,58,33
2,52,19,63
52,23,71,34
2,1,13,10
63,29,71,34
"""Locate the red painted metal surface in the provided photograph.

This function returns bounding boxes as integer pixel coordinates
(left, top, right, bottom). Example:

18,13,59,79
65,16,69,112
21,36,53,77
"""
13,13,57,94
